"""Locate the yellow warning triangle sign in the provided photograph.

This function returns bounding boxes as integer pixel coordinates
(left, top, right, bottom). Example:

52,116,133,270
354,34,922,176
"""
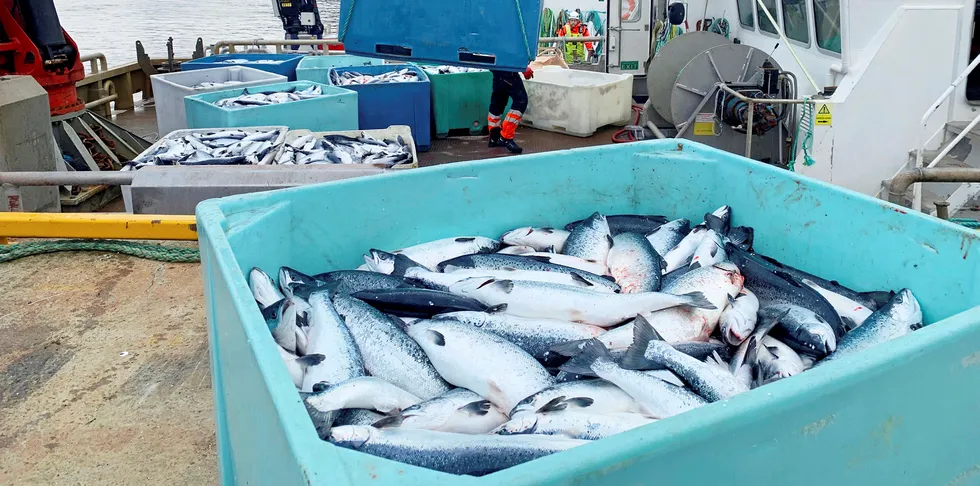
817,105,831,115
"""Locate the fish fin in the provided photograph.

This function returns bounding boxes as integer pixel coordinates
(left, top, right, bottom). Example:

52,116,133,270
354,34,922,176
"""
526,255,555,264
620,315,662,370
460,400,492,416
311,381,330,393
487,380,508,408
606,234,614,248
680,291,717,310
773,270,804,288
562,397,595,408
387,314,411,331
910,322,924,331
455,237,476,243
544,246,557,253
744,336,760,366
558,338,607,377
261,298,285,322
490,280,515,294
391,253,423,277
486,303,509,314
536,396,568,413
295,354,325,368
767,345,781,359
426,330,446,346
570,273,594,287
704,213,726,233
372,415,404,428
755,308,790,338
295,309,310,328
549,339,588,357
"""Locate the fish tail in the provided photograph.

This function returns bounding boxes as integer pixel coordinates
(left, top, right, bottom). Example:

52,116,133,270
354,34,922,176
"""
680,291,717,310
558,338,608,377
620,315,664,370
549,339,588,357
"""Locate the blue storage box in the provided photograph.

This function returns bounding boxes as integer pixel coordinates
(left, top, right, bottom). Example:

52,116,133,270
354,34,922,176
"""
296,55,383,84
338,0,541,72
328,64,432,151
184,81,358,132
182,54,306,81
197,139,980,485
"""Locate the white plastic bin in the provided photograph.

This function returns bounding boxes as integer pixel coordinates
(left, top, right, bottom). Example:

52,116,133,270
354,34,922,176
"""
279,125,418,169
522,67,634,137
151,67,287,135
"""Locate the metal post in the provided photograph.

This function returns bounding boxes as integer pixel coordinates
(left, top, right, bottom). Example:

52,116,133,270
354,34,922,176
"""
745,101,755,158
935,201,951,220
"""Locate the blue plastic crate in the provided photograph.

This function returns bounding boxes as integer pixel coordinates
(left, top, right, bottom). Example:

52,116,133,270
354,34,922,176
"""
296,55,383,84
182,54,306,81
328,64,431,151
338,0,541,72
184,81,358,132
197,139,980,485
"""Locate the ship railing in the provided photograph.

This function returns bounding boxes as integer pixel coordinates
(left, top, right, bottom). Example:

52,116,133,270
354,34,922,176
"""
912,52,980,211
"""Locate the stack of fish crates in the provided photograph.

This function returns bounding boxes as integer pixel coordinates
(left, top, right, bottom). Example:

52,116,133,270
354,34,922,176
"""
151,66,287,135
422,66,494,138
181,53,306,81
183,81,358,132
326,64,432,151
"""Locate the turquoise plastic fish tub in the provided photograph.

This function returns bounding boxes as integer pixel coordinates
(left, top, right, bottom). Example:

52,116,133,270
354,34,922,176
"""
184,81,358,132
296,55,384,84
196,140,980,485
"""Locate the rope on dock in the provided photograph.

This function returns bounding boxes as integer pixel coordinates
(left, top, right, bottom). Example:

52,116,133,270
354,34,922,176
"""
950,218,980,230
0,239,200,263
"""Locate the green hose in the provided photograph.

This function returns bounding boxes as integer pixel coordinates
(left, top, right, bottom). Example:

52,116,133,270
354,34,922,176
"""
0,239,200,263
584,10,604,56
540,8,556,47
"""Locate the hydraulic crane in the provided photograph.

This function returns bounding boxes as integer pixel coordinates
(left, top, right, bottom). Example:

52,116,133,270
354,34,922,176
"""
0,0,85,116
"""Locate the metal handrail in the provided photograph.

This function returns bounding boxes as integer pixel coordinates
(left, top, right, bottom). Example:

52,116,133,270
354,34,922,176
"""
211,39,344,55
80,52,108,74
912,52,980,211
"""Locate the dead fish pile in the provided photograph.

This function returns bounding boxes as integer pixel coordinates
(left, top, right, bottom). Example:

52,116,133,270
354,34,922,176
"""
277,132,413,167
331,67,420,85
219,59,283,65
213,85,324,109
191,80,244,90
248,207,924,476
123,128,283,169
423,65,487,75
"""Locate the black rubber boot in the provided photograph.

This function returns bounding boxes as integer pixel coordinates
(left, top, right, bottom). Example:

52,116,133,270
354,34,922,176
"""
488,127,504,147
501,137,523,154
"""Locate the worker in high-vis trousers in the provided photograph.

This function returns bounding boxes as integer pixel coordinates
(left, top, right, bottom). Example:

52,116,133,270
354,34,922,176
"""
557,11,594,64
487,66,533,154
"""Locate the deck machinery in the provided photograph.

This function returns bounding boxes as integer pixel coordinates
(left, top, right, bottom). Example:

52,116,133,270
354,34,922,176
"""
0,0,150,211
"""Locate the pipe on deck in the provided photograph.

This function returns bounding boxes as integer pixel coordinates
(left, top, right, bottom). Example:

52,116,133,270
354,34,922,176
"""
886,167,980,205
0,171,135,186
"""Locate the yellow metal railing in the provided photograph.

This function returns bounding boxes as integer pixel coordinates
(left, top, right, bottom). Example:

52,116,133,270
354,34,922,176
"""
0,213,198,242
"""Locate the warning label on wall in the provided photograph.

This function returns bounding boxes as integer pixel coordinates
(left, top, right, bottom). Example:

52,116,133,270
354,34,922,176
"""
693,113,714,136
815,104,833,126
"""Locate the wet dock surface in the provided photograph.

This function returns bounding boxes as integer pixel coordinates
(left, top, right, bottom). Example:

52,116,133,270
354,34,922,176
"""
0,244,216,484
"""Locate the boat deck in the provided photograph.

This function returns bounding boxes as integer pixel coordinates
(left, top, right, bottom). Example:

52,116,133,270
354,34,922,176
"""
112,101,626,166
0,103,625,485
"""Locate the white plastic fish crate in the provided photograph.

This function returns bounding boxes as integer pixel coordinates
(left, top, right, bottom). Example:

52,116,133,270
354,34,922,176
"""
150,67,288,135
278,125,419,170
132,126,289,167
522,67,634,138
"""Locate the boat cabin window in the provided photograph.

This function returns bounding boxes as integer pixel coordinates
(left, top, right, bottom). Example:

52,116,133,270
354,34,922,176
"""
782,0,810,45
757,0,779,35
737,0,755,28
621,0,640,22
813,0,842,53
